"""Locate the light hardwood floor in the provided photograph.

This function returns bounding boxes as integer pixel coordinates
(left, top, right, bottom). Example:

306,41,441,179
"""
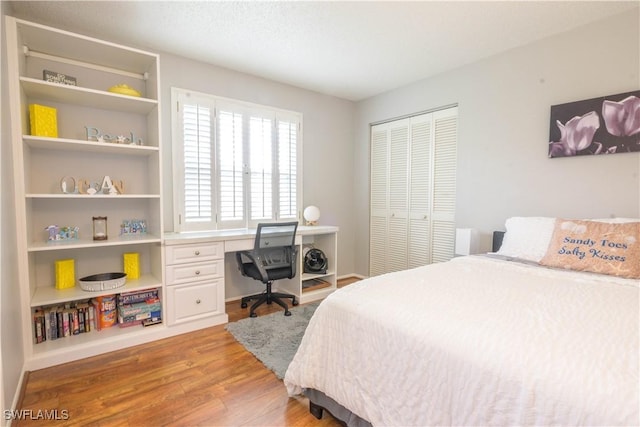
14,278,360,427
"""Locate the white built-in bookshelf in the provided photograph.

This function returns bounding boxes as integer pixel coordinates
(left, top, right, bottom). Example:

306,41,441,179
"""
5,16,166,369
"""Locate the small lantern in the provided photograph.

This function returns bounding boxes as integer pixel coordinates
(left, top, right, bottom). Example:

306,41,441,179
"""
92,216,108,240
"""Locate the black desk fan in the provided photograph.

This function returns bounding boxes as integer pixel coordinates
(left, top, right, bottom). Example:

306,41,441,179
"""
303,247,328,274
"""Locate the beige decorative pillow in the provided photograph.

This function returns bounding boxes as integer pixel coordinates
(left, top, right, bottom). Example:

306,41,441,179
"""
540,219,640,279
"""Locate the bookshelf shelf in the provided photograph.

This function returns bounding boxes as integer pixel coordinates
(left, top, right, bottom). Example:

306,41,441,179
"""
30,274,162,307
24,135,159,155
26,194,161,199
20,77,158,114
31,318,165,356
28,234,162,252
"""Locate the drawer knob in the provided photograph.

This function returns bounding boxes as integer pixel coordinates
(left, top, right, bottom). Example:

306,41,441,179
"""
196,299,201,304
194,250,200,255
195,270,200,275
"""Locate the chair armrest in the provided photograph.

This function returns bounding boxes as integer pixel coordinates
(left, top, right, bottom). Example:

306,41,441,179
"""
236,250,270,283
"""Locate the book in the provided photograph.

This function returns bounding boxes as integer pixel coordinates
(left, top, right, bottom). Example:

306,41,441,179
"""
62,308,73,337
44,309,51,341
56,307,64,338
91,299,101,331
33,309,45,343
71,309,80,335
88,304,96,331
77,302,89,333
44,307,58,341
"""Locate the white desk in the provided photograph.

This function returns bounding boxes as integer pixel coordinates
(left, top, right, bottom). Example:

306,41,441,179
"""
163,225,338,326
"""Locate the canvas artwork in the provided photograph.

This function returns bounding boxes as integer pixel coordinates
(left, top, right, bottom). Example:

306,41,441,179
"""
548,90,640,158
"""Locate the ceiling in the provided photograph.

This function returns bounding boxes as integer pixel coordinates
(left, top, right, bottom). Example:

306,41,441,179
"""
7,1,639,101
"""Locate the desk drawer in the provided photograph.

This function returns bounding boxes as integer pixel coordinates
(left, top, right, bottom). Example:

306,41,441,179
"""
167,280,223,324
166,259,224,286
165,242,224,265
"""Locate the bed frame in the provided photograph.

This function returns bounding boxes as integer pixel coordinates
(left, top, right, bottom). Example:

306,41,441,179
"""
306,388,371,426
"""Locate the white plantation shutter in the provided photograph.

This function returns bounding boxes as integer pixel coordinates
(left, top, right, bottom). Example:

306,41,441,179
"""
172,88,302,231
278,119,298,219
183,104,213,223
249,116,273,221
172,89,217,232
369,106,458,276
218,110,244,227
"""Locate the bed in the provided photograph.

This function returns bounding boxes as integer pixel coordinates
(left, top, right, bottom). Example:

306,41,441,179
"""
284,217,640,426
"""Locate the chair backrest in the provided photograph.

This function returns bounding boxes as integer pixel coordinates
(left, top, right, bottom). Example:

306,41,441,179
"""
254,222,298,250
251,222,298,278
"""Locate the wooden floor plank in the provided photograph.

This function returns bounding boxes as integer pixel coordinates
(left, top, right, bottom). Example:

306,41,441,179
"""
14,278,360,426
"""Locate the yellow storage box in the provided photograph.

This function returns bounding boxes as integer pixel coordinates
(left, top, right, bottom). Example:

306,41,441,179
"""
29,104,58,137
123,252,140,279
55,259,75,289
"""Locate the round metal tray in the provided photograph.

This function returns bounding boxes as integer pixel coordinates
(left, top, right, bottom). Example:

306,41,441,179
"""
79,272,127,292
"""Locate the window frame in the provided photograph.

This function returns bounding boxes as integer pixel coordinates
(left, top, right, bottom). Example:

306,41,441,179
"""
171,87,303,232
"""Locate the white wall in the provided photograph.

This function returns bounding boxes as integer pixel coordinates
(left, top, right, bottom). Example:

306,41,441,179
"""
159,53,357,276
1,1,26,419
353,10,640,275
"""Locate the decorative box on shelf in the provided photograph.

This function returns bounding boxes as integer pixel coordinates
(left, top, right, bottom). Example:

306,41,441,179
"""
123,252,140,279
43,70,77,86
29,104,58,137
55,259,75,290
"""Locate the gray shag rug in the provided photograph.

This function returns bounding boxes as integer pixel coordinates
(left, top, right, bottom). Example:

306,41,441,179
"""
225,301,320,379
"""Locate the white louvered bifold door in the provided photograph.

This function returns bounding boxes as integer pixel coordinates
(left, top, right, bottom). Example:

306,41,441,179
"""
387,119,410,272
408,114,432,268
430,107,458,263
369,123,389,277
369,106,458,275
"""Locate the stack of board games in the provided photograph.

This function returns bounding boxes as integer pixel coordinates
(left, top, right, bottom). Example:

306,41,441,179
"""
117,289,162,327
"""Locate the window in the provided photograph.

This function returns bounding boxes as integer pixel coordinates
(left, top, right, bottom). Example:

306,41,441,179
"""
172,88,302,231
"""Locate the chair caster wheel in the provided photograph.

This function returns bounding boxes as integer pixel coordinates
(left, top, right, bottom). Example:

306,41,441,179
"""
292,299,299,306
250,312,257,318
284,311,291,316
241,302,248,308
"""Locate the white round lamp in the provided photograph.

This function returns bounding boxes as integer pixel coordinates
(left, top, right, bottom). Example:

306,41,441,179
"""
303,205,320,226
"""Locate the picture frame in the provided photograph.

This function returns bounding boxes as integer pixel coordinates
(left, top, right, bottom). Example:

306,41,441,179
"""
548,90,640,158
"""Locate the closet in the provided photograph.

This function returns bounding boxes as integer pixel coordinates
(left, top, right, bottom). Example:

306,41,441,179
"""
370,106,458,276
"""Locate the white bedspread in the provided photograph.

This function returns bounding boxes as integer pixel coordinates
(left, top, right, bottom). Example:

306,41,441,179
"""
284,256,640,426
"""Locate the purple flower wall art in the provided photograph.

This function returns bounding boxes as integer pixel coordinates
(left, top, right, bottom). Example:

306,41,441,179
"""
548,90,640,158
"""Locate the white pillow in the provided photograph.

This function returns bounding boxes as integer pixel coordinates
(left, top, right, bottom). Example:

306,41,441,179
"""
495,217,556,262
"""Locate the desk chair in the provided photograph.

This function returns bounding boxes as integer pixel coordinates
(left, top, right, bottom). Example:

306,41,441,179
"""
236,221,299,317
